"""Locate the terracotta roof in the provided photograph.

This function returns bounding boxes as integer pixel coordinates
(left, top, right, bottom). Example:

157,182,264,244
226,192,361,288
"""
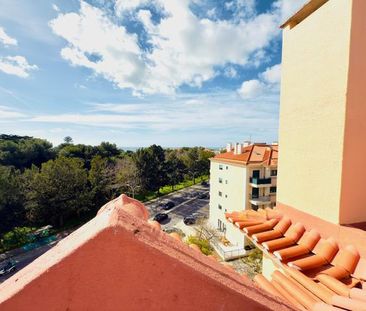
213,144,278,166
225,209,366,310
0,195,294,311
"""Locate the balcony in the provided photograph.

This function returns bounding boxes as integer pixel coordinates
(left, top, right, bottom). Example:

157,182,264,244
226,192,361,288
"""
249,195,272,206
249,177,272,188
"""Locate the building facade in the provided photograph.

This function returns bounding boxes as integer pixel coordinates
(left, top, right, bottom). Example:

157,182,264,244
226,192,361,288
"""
209,143,278,248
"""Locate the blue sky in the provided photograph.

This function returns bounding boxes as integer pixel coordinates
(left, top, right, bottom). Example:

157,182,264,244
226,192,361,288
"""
0,0,306,147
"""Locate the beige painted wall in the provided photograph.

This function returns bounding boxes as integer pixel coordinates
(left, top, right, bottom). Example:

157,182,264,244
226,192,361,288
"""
277,0,353,224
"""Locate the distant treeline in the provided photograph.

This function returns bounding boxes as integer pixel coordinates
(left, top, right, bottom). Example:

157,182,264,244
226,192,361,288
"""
0,134,214,236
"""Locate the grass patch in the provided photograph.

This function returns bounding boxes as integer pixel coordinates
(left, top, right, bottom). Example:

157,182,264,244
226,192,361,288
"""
186,235,213,255
136,175,209,202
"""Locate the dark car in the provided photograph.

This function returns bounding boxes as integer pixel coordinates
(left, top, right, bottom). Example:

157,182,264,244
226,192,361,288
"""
0,261,16,276
198,192,208,199
153,213,169,223
183,216,196,225
201,181,208,186
161,201,175,210
189,191,199,198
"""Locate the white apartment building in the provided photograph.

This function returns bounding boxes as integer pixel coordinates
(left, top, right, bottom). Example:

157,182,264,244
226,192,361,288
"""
209,142,278,249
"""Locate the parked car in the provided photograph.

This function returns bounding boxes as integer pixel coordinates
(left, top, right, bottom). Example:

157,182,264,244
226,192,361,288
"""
189,191,199,198
0,260,16,276
161,201,175,210
201,181,208,186
153,213,169,223
183,216,196,225
198,192,208,199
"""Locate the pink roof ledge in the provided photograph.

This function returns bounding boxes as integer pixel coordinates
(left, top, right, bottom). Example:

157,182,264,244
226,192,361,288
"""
0,194,294,311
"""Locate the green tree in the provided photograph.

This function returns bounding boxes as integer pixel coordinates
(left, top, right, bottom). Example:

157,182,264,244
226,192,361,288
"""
133,145,167,193
63,136,73,144
25,157,91,227
165,151,186,190
114,157,141,198
96,142,120,158
0,136,55,170
89,155,114,208
0,166,25,234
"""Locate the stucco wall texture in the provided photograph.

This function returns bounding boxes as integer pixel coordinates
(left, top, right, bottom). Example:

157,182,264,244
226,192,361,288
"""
0,195,293,311
278,0,366,225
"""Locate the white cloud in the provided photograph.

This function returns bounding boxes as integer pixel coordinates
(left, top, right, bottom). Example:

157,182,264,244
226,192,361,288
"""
115,0,147,15
50,0,282,95
223,66,238,78
28,91,279,132
0,56,38,78
238,63,281,99
0,105,26,119
274,0,308,22
261,63,281,84
52,4,60,12
238,79,265,99
0,27,17,46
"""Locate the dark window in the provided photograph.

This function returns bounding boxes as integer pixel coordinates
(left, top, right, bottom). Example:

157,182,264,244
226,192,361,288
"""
219,178,223,183
251,187,259,198
219,164,223,170
226,166,228,170
270,186,277,193
271,170,277,176
218,191,222,197
218,204,222,210
252,170,260,178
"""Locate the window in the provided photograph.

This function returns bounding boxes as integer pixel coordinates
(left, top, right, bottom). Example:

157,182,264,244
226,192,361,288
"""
225,180,228,184
271,170,277,176
226,166,228,170
225,194,228,198
218,219,222,230
219,164,223,170
218,191,222,197
219,178,223,183
270,186,277,193
218,204,222,210
251,204,258,211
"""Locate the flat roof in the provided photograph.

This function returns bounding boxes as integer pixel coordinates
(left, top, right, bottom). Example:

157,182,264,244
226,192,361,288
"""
280,0,329,29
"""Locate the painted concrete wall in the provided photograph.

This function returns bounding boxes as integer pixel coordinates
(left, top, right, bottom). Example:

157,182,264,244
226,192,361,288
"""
262,256,278,280
209,160,246,247
339,0,366,224
277,0,353,224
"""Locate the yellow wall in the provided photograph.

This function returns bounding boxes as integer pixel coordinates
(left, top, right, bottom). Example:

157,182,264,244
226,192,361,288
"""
277,0,353,224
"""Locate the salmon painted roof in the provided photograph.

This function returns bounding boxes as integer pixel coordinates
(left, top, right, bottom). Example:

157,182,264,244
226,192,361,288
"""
0,195,293,311
225,209,366,310
213,144,278,166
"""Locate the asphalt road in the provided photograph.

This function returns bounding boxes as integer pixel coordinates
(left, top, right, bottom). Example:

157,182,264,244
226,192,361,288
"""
145,183,210,232
0,183,210,284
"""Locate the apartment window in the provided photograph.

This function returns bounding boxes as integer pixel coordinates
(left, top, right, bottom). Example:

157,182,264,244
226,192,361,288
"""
270,186,277,193
219,178,223,183
219,164,223,170
226,166,229,170
218,204,222,210
251,204,258,211
271,170,277,176
218,219,222,230
225,180,228,184
225,194,228,198
218,191,222,197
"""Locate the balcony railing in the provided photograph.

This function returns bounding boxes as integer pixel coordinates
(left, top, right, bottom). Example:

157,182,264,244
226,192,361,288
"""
249,177,271,185
249,195,272,205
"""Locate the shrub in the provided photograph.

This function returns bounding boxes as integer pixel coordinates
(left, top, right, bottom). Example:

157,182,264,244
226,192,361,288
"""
1,227,35,251
186,235,213,255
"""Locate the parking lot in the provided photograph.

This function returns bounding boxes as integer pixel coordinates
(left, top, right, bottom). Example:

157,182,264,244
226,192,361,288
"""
144,182,210,235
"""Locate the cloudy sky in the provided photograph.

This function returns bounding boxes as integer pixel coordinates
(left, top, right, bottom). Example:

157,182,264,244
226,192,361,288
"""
0,0,306,147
